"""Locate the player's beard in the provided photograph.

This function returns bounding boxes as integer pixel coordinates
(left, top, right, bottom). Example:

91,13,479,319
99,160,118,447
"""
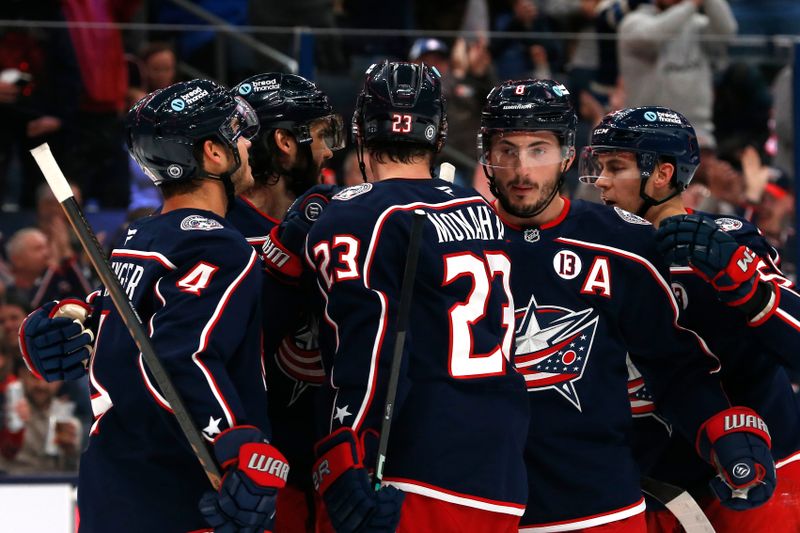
286,145,323,197
494,174,558,219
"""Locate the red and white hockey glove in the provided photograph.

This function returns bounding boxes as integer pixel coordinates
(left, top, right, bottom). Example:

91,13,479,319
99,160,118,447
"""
199,426,289,532
19,299,94,382
697,407,776,510
313,428,404,533
261,185,339,282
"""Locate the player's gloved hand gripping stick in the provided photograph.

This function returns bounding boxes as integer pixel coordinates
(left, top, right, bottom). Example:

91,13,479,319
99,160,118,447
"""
30,143,224,489
19,298,94,382
312,210,426,533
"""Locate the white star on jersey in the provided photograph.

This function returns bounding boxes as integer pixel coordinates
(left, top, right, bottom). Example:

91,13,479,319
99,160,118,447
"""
203,416,222,437
334,405,352,424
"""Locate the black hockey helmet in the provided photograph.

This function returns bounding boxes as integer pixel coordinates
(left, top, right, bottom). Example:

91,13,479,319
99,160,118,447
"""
232,73,345,150
231,73,344,192
479,79,577,217
479,78,577,161
353,60,447,153
579,106,700,214
126,79,259,186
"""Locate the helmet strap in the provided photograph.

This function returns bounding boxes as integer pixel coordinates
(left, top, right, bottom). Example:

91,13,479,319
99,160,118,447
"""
636,177,682,218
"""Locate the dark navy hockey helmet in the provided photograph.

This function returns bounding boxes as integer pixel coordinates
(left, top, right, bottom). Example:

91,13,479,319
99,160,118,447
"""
352,60,447,153
479,78,577,163
126,79,259,186
579,106,700,191
232,73,345,150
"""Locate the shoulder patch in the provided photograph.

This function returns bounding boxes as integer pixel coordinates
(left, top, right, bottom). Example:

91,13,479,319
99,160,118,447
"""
333,183,372,201
714,217,743,232
180,215,224,231
613,207,651,226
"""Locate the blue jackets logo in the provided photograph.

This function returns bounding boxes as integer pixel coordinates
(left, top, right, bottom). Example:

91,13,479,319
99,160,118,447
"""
513,294,598,411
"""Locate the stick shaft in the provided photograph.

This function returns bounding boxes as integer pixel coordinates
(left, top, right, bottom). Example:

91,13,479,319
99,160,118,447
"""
32,144,222,489
374,210,426,489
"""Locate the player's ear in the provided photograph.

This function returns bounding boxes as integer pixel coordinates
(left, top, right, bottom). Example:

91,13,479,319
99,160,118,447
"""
654,161,676,190
273,129,295,156
562,146,576,172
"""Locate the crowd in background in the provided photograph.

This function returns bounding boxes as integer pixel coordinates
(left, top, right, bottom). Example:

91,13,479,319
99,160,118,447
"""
0,0,798,477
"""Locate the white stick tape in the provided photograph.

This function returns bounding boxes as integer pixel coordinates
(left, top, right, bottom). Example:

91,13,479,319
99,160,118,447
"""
30,143,74,203
439,162,455,183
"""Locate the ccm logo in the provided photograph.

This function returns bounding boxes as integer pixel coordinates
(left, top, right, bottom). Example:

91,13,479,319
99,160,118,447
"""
736,248,756,273
247,453,289,481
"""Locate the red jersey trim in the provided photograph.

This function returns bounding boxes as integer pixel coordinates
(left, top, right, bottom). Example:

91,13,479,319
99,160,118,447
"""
238,195,282,225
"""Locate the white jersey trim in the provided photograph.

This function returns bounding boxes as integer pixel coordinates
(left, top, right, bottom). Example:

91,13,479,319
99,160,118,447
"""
190,248,259,434
555,237,718,365
112,248,178,270
353,196,492,431
519,498,646,532
777,450,800,469
382,479,526,516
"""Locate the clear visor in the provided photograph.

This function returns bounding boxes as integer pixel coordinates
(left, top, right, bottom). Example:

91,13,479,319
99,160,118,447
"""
578,146,644,184
310,114,346,151
219,96,260,144
480,139,569,171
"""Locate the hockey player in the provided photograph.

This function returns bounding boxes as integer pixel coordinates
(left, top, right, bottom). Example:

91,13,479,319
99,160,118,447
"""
582,105,800,531
230,71,344,532
479,80,775,531
20,80,289,533
19,73,343,533
283,60,530,532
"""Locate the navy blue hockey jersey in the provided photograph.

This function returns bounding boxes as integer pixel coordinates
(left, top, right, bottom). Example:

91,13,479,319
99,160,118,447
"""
504,199,730,530
78,209,267,533
632,212,800,496
227,195,325,491
306,179,530,517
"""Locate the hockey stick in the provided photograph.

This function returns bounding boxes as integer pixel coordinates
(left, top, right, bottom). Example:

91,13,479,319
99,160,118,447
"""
640,477,715,533
374,209,427,490
30,143,223,490
438,162,455,183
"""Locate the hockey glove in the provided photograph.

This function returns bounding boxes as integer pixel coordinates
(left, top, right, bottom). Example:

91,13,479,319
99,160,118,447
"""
697,407,776,510
313,428,404,533
261,184,340,282
19,299,94,382
199,426,289,533
655,214,776,318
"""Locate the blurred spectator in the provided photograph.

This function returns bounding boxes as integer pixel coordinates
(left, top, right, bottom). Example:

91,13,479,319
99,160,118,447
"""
0,365,81,475
0,295,28,355
4,227,91,309
127,41,178,109
617,0,737,136
713,62,772,156
772,64,793,181
490,0,560,80
155,0,249,82
593,0,649,98
409,37,495,184
59,0,142,209
0,344,23,463
0,0,81,210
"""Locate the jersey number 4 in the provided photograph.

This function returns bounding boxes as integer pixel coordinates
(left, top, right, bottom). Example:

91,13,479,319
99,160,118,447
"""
444,252,514,379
